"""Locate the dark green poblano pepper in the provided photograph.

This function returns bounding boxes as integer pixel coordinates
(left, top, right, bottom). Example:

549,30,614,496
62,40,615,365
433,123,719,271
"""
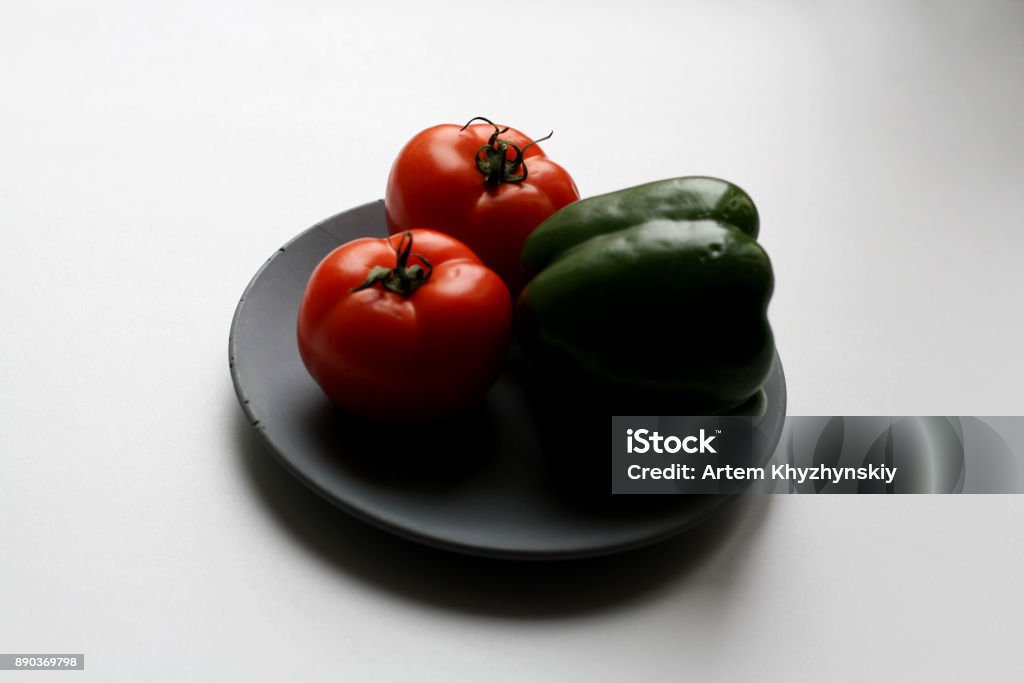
518,177,775,412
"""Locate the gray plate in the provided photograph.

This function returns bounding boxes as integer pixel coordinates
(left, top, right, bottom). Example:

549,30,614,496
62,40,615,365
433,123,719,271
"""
229,201,787,560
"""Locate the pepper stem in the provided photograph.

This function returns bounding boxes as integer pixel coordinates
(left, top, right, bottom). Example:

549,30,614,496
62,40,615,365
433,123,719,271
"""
350,232,433,296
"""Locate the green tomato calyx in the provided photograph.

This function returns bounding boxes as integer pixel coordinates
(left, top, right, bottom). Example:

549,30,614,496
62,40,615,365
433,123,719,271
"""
350,231,434,297
461,116,553,187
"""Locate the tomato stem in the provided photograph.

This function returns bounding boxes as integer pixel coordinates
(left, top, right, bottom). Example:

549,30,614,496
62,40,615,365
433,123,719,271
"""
350,232,433,296
460,116,554,187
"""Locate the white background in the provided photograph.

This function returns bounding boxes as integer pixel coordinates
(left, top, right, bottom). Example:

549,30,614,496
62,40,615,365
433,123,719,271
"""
2,1,1023,680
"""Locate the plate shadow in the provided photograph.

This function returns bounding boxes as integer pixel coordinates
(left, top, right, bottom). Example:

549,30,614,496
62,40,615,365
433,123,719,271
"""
233,408,774,619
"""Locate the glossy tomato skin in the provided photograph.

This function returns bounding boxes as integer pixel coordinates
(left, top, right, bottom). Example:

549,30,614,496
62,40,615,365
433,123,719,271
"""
297,229,513,422
385,123,579,294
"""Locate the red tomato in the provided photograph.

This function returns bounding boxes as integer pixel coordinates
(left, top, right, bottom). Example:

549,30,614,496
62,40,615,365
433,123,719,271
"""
297,229,512,421
385,118,580,294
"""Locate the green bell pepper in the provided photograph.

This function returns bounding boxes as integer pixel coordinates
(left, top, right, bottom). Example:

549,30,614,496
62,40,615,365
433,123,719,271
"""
518,176,775,412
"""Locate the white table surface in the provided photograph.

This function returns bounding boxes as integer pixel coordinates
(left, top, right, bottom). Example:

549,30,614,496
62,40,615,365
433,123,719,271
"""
2,1,1023,680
